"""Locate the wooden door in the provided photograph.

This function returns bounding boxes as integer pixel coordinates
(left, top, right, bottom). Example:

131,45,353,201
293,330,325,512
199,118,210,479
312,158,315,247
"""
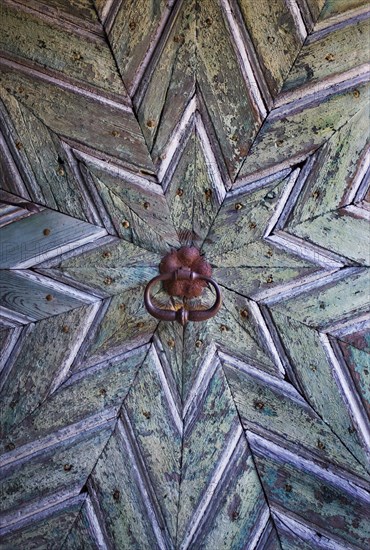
0,0,369,548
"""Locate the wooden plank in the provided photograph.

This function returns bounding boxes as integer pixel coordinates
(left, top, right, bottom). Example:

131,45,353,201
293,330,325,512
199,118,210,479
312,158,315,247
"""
155,321,184,403
238,81,369,182
165,128,221,248
319,0,369,20
197,0,261,180
237,0,303,96
286,107,369,226
0,70,154,174
270,269,369,329
0,497,85,550
108,0,173,93
82,288,158,364
213,267,317,299
222,358,369,479
61,501,98,550
0,88,91,220
0,2,127,96
270,310,370,471
124,347,181,542
0,305,98,437
0,208,105,268
1,346,146,453
12,0,100,27
84,164,179,252
192,438,269,550
288,207,370,265
203,174,290,257
305,0,326,22
0,270,96,321
0,423,114,516
339,342,370,419
177,364,242,543
90,423,161,549
282,17,369,92
249,434,370,549
135,0,196,163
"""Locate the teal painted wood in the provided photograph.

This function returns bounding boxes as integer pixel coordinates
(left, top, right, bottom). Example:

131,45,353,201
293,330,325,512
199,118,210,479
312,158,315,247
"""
0,305,98,437
0,208,105,268
222,358,369,480
0,496,85,550
0,0,369,548
0,423,114,516
249,435,370,549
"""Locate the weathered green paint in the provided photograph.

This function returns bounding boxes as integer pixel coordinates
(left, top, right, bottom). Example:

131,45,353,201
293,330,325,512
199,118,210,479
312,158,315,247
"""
0,71,154,173
283,18,370,91
1,497,85,550
1,424,113,515
238,82,369,181
0,3,126,96
0,305,97,437
238,0,303,96
0,208,104,268
286,107,369,225
251,445,370,549
223,359,369,479
270,310,370,471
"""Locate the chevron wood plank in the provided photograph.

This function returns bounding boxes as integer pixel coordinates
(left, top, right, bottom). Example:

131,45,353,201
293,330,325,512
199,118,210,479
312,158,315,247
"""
61,500,98,550
0,68,154,173
283,16,369,92
197,0,261,180
13,0,100,28
319,0,369,20
90,423,163,549
0,88,93,220
249,434,370,549
0,496,85,550
0,270,97,321
178,363,244,543
213,266,317,299
203,173,292,256
79,288,158,364
1,0,369,547
285,107,369,227
123,347,181,542
339,342,370,419
0,208,106,268
270,310,369,471
165,128,221,248
107,0,173,93
222,358,369,480
237,0,304,97
0,422,114,517
288,208,370,265
83,163,179,252
155,321,184,404
0,305,98,437
186,436,269,549
0,1,127,97
134,0,196,164
238,80,369,182
305,0,326,22
0,346,146,453
271,269,369,329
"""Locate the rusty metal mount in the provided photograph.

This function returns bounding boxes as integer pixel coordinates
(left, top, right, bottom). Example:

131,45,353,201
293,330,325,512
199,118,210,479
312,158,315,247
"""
144,247,222,325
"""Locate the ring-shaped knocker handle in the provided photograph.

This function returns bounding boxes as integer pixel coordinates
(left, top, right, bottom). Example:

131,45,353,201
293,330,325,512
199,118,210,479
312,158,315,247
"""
144,268,222,325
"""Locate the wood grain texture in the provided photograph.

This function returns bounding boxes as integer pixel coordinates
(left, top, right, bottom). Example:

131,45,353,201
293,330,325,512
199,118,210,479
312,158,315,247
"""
1,0,369,547
237,0,303,96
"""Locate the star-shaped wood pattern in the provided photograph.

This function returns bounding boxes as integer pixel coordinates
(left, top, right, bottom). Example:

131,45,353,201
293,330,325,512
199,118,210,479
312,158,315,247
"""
0,0,369,548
